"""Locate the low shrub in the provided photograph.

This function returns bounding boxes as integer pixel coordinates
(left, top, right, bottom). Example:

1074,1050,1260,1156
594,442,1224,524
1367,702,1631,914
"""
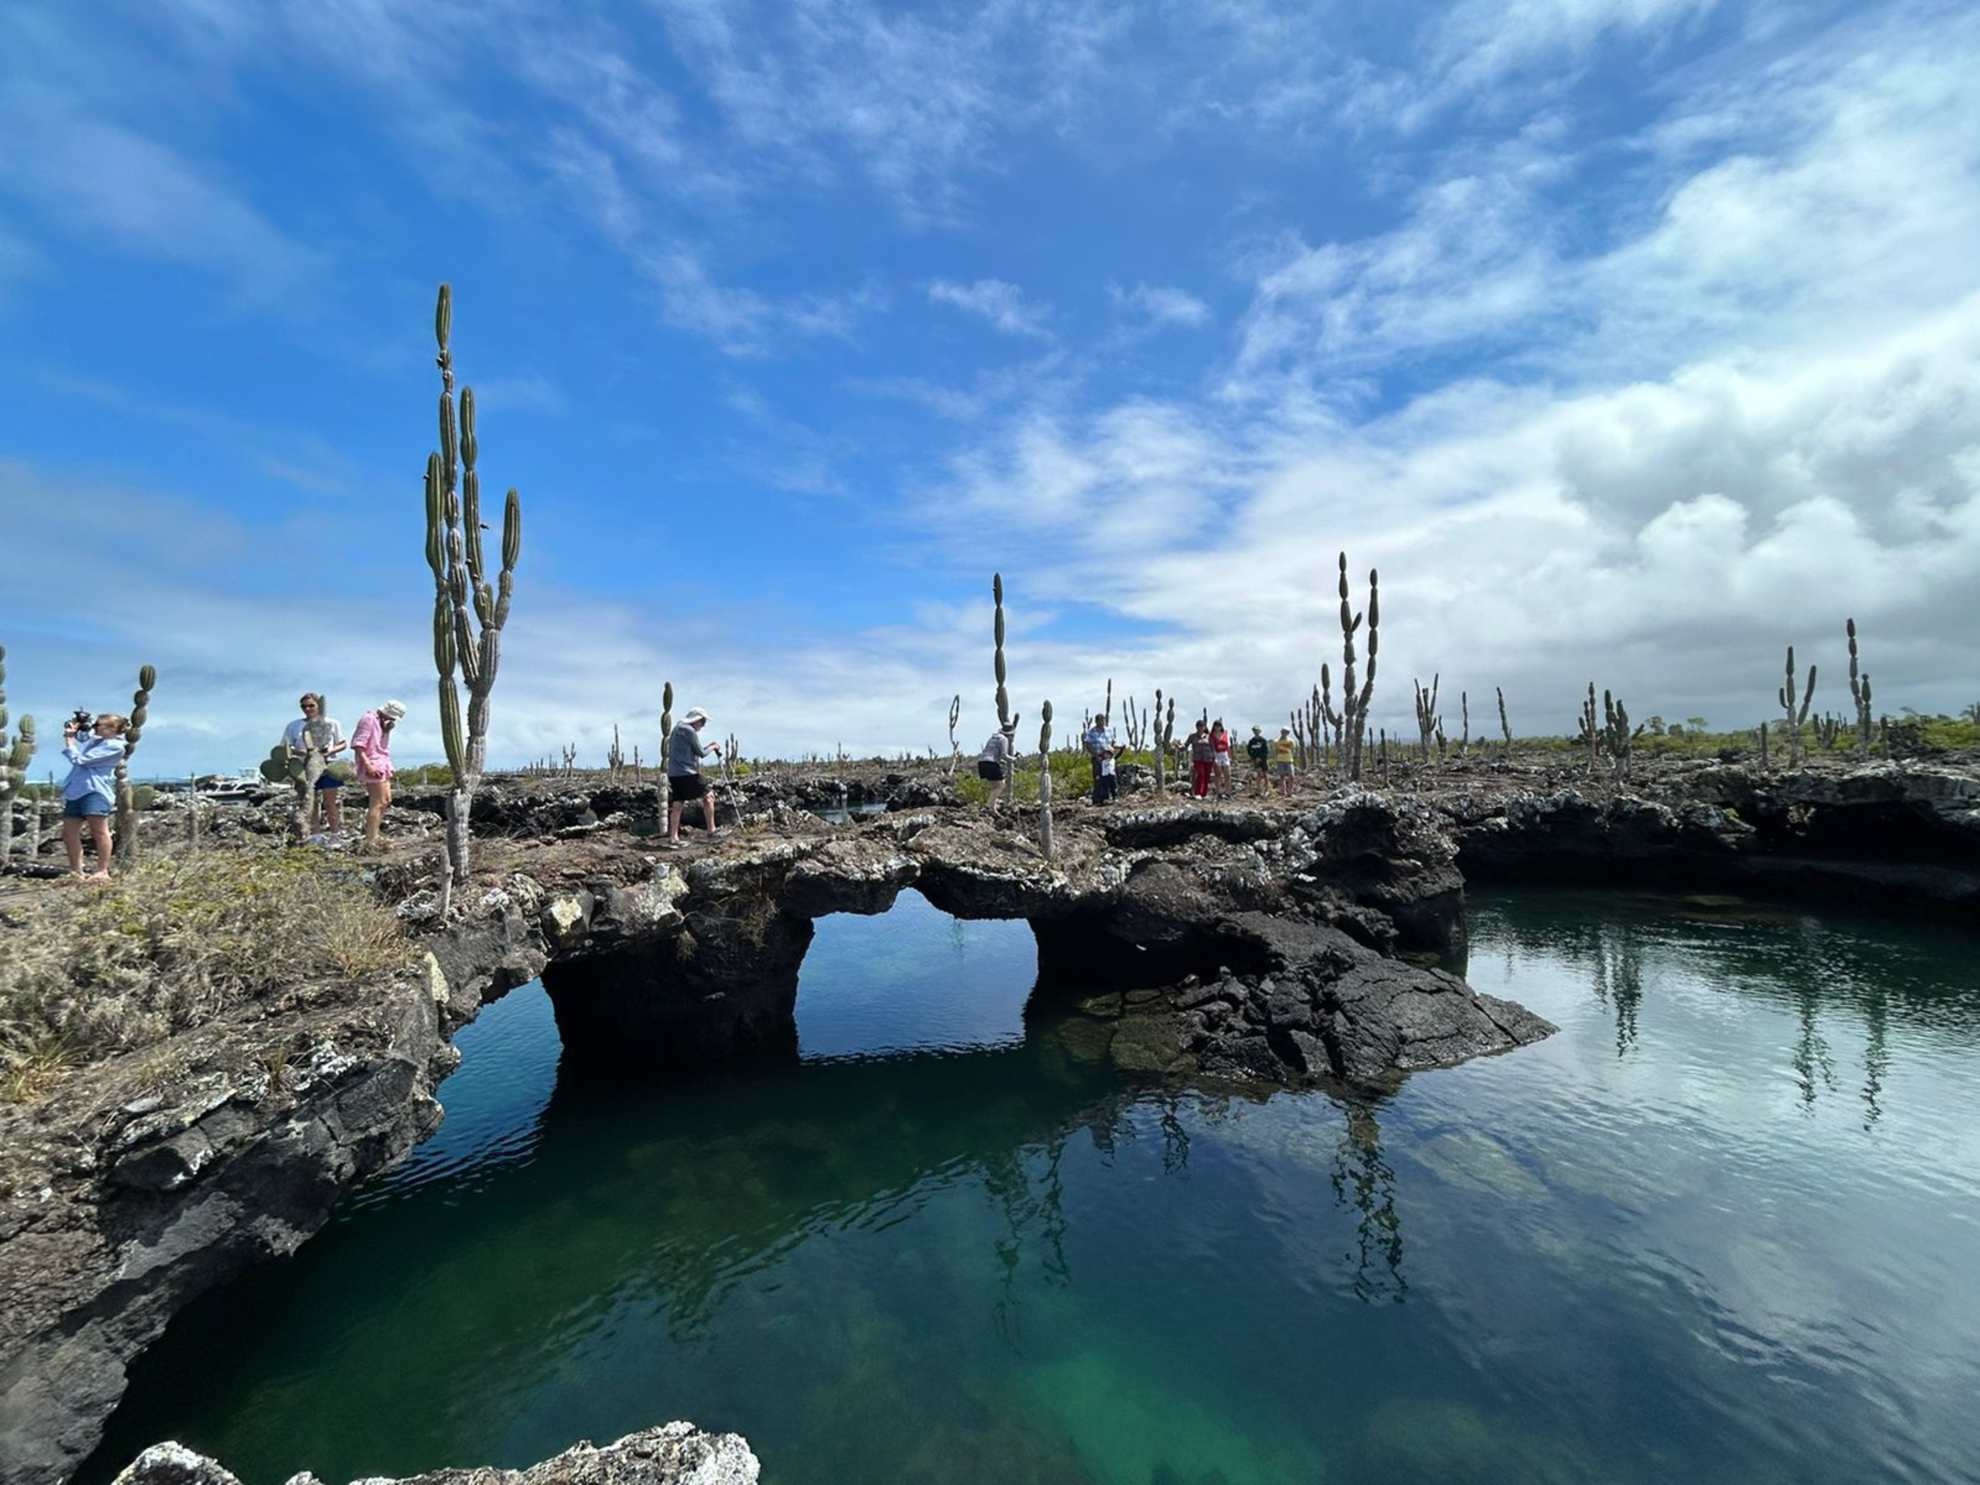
0,850,415,1102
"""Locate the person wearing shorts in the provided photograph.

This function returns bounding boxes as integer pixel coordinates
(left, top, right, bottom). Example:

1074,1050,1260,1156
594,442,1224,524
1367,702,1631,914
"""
281,693,348,835
1271,727,1297,799
61,711,127,882
978,723,1019,811
666,706,724,845
351,699,405,847
1246,726,1269,793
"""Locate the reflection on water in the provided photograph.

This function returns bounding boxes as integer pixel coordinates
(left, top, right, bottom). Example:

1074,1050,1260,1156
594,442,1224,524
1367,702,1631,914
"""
1332,1098,1406,1304
84,887,1980,1485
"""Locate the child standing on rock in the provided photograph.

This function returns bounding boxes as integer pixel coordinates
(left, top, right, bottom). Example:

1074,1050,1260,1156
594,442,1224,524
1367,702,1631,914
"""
61,711,127,882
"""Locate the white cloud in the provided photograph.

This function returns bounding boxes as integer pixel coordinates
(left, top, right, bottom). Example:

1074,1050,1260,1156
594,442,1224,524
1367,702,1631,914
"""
1112,282,1213,329
927,278,1053,339
0,88,327,301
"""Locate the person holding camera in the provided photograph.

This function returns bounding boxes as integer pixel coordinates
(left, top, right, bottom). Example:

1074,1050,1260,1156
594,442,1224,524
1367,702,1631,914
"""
61,710,127,882
282,693,348,837
350,699,405,848
664,706,723,846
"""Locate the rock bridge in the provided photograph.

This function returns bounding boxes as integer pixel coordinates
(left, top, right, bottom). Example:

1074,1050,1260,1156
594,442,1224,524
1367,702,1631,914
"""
430,797,1549,1088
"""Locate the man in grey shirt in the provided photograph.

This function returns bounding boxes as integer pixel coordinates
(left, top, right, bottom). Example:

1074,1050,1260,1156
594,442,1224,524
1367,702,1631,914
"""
665,706,725,845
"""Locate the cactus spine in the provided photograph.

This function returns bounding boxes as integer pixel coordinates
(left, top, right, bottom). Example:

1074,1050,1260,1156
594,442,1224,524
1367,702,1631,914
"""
0,645,36,869
1846,618,1873,760
425,284,522,886
1336,554,1379,780
113,663,155,860
1778,645,1816,769
1038,700,1054,859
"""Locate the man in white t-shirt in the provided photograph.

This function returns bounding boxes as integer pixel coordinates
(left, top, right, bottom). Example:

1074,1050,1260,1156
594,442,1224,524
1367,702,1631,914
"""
281,693,348,836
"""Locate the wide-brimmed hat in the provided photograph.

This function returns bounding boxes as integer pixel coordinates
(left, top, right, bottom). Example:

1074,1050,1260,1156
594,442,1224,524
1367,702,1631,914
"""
379,699,406,720
685,707,708,724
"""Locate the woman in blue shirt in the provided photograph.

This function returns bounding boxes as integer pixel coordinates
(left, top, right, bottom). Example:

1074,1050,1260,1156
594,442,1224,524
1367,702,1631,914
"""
62,712,127,882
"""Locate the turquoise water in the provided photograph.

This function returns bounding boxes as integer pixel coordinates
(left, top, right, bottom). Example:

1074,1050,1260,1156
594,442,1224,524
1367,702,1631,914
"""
83,888,1980,1484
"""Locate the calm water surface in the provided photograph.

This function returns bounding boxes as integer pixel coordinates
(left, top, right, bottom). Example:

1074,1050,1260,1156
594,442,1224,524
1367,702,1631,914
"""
84,888,1980,1484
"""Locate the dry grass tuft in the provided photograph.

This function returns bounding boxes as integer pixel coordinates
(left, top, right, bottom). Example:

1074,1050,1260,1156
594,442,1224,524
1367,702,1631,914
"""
0,849,416,1102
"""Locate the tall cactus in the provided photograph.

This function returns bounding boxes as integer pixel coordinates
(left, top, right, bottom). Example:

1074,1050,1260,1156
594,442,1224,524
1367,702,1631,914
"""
658,680,674,833
991,573,1018,736
1037,700,1054,859
1846,618,1873,760
1601,689,1642,779
1778,645,1816,770
0,645,37,869
1336,554,1379,780
424,283,522,885
989,574,1021,811
113,663,155,860
1319,665,1340,770
1577,683,1601,779
1153,687,1176,791
946,693,961,776
1412,674,1440,763
1497,686,1512,759
1576,683,1641,779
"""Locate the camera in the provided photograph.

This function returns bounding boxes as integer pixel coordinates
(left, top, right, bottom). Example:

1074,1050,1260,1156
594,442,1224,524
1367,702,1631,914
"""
68,709,95,733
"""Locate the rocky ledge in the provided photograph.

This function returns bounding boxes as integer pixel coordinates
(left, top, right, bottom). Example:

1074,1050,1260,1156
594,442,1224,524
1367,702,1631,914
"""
111,1423,758,1485
1443,761,1980,914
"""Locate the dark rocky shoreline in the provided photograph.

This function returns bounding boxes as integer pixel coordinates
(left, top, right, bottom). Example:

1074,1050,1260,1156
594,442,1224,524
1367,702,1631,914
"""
2,757,1974,1485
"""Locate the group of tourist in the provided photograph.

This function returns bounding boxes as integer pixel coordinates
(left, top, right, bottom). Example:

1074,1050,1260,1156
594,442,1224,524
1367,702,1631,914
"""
53,689,731,879
976,705,1303,809
56,678,1309,881
278,693,406,847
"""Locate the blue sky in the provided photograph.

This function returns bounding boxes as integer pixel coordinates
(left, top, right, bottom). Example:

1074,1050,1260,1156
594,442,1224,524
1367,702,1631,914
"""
3,0,1977,777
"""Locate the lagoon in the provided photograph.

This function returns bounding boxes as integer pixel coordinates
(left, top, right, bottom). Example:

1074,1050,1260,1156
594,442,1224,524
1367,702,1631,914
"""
83,888,1980,1484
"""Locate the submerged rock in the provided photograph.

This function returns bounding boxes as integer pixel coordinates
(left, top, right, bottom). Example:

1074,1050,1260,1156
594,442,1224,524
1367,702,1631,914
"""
111,1423,759,1485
